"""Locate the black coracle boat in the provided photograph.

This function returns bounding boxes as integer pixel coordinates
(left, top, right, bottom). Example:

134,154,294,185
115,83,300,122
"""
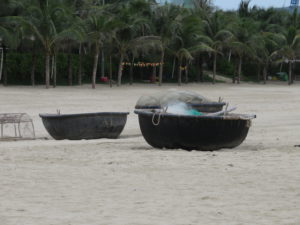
40,112,129,140
134,110,255,151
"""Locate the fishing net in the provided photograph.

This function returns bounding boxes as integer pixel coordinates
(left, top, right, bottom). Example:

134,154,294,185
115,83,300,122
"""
0,113,35,140
135,89,212,109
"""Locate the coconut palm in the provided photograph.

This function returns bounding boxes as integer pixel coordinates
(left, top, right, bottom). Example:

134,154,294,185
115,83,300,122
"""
202,11,234,83
152,4,183,86
1,0,300,87
169,11,215,85
0,0,21,85
252,28,284,84
112,2,160,86
5,0,39,86
14,0,77,88
238,0,251,18
228,18,260,83
271,26,300,85
85,11,118,88
173,48,193,85
191,0,213,12
189,0,217,82
86,15,107,89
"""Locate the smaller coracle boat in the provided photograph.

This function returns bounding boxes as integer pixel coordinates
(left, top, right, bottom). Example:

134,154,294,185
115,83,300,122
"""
40,112,129,140
134,110,256,151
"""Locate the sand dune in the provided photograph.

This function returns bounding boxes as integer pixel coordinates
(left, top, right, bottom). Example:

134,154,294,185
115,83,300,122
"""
1,83,300,225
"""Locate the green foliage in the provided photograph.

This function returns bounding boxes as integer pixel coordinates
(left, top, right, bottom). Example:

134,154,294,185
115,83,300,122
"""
6,52,43,84
217,58,235,76
1,0,300,86
5,52,94,85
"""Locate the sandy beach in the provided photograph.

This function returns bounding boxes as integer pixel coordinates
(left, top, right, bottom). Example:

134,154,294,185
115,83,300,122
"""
1,83,300,225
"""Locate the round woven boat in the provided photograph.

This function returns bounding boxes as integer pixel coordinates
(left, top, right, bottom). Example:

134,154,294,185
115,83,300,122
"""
40,112,129,140
135,110,254,151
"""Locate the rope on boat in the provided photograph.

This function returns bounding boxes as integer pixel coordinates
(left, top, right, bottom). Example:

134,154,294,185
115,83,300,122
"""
152,111,162,126
152,107,167,126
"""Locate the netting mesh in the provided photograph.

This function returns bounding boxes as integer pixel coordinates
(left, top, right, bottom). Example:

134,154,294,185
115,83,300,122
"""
0,113,35,140
135,89,211,109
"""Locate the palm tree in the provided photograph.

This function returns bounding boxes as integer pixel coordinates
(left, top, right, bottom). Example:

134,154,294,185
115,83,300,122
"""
114,34,161,86
0,0,21,85
192,0,213,12
15,0,76,88
229,18,260,83
152,4,182,86
253,29,284,84
68,1,89,86
85,12,117,88
271,26,300,85
202,11,234,83
189,0,217,82
113,2,159,86
247,6,288,84
238,0,251,18
174,48,193,85
168,10,214,85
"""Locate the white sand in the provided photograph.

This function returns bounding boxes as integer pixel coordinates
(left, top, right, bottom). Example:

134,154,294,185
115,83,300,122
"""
0,83,300,225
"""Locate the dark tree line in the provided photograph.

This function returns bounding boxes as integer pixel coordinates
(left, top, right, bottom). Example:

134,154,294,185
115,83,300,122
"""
1,0,300,88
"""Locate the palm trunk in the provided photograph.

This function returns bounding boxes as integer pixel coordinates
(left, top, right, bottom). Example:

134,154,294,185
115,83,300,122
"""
213,52,217,84
117,53,124,86
158,50,165,86
53,55,57,88
232,63,236,83
257,64,261,83
51,55,57,88
45,52,50,89
68,54,72,86
237,56,242,84
0,46,3,82
263,64,267,84
280,62,283,72
178,58,182,86
109,55,112,88
185,64,189,84
92,48,99,89
78,44,82,85
288,61,292,85
101,50,105,78
197,56,203,83
232,70,236,83
171,57,176,79
140,67,143,81
3,45,7,86
31,52,36,86
292,62,295,84
152,66,157,83
130,57,134,85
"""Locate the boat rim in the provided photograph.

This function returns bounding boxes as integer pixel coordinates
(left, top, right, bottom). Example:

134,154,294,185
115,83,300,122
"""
134,109,256,120
135,102,226,109
39,112,130,118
